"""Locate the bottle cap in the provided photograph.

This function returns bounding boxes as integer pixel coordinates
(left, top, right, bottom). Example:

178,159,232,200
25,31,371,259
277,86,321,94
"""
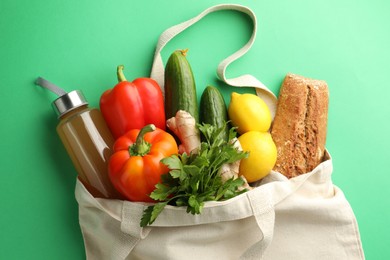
52,90,88,117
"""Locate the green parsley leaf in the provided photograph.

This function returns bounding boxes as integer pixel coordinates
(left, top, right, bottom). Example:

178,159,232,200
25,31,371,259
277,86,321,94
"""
161,155,182,171
149,183,176,201
140,202,168,227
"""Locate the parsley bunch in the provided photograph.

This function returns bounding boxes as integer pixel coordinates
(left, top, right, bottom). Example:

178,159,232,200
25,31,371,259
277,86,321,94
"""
140,123,248,227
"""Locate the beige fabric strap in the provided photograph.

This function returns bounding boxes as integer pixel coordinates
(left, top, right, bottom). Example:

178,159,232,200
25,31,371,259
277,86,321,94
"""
149,3,277,118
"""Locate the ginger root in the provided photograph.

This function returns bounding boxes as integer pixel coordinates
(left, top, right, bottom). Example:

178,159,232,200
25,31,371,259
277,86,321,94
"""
166,110,201,155
219,138,251,191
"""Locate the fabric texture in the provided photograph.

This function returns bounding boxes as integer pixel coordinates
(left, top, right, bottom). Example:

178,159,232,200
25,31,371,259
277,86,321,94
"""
75,3,364,259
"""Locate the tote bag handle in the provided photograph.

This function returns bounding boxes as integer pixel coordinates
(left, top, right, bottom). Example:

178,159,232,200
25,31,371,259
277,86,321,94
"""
149,3,277,118
146,4,277,255
147,4,278,257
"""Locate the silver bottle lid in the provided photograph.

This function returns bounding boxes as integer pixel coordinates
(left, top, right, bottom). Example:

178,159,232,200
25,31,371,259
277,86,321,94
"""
52,90,89,117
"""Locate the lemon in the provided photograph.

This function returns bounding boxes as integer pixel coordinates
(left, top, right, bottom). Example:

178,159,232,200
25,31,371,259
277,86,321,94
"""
238,131,277,183
228,92,272,134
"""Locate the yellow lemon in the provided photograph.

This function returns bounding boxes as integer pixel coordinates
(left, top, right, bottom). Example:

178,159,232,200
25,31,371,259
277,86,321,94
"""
238,131,277,183
228,92,272,134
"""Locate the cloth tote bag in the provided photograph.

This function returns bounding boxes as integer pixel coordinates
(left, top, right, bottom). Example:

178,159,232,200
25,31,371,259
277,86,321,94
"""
75,4,365,260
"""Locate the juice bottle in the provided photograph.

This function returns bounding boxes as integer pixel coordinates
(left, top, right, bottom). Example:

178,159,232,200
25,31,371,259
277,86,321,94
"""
36,77,121,199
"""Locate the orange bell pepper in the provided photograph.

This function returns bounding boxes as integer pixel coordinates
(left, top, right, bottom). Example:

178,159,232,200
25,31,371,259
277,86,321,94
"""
108,124,178,202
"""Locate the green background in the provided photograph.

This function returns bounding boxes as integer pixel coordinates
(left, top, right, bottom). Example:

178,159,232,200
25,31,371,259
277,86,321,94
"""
1,0,388,259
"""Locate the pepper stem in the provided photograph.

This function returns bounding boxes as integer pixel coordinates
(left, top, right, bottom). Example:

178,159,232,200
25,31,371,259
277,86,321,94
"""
117,65,127,82
129,124,156,156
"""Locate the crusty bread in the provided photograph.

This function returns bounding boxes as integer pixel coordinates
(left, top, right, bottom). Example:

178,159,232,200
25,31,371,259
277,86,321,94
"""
271,73,329,178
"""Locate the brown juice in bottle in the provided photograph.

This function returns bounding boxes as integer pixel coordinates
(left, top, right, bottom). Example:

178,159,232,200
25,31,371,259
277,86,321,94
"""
57,104,120,199
36,77,122,199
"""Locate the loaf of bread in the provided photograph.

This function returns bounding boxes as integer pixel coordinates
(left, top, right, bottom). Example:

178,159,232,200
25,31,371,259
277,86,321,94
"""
271,73,329,178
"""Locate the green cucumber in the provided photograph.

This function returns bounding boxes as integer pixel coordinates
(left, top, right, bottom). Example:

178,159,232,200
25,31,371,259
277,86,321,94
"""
164,49,198,122
200,86,229,141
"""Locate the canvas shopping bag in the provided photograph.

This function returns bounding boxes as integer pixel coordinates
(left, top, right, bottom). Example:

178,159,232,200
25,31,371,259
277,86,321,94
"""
75,4,364,260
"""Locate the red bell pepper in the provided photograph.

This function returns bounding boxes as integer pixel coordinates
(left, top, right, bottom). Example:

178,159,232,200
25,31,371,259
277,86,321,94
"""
100,65,166,139
108,124,178,202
